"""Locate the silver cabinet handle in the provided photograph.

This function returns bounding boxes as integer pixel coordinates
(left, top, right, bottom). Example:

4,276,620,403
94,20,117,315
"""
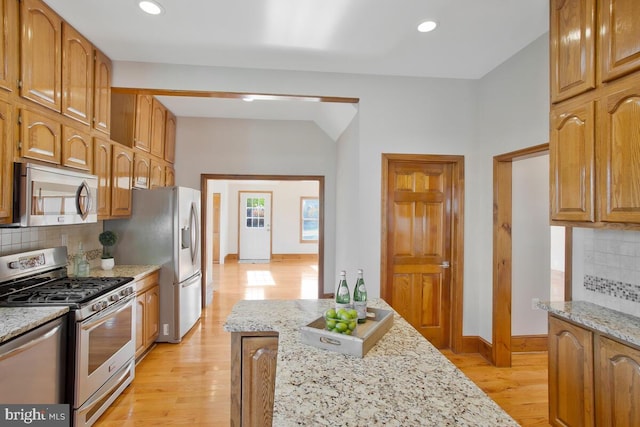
440,261,450,268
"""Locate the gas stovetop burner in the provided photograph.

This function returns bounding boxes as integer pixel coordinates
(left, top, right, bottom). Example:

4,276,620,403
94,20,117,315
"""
0,276,135,306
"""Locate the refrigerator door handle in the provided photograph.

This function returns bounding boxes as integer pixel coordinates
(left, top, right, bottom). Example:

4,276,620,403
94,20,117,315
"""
189,201,199,265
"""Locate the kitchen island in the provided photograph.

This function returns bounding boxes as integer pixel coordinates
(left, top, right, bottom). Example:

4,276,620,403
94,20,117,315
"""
224,298,517,426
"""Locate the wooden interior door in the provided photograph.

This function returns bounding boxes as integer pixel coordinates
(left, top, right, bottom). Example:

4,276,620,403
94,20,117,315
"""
212,193,221,263
385,158,454,348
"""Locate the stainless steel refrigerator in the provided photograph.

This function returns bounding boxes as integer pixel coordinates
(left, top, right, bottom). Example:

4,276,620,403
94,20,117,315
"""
106,186,202,343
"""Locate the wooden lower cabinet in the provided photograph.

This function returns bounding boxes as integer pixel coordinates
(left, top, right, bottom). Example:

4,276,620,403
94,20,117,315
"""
231,332,278,427
596,335,640,426
549,315,640,426
548,315,595,426
134,271,160,361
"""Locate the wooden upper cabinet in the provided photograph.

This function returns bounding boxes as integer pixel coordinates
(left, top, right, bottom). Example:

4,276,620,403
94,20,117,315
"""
596,335,640,426
134,94,153,152
150,159,164,188
110,90,136,146
111,144,133,217
599,0,640,83
548,316,595,427
550,0,595,103
150,98,166,158
0,100,11,221
0,0,18,93
93,49,111,135
61,125,92,171
93,137,111,219
20,0,62,112
164,109,176,163
165,165,175,187
133,152,150,189
597,75,640,223
550,97,595,222
19,108,61,164
62,23,93,125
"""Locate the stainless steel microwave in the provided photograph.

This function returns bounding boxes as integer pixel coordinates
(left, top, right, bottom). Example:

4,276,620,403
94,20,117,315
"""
4,163,98,227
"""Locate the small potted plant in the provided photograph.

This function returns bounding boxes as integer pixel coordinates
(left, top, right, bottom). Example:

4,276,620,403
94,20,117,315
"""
98,230,118,270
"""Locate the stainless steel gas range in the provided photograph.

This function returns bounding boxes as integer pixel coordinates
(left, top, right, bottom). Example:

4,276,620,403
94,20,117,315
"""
0,246,136,427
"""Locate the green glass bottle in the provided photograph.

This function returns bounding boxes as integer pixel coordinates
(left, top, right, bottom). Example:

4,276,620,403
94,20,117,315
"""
335,270,351,310
353,269,367,323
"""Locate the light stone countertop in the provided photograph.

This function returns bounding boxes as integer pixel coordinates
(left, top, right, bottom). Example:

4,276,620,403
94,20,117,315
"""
538,300,640,347
86,265,160,281
0,306,69,344
224,298,518,427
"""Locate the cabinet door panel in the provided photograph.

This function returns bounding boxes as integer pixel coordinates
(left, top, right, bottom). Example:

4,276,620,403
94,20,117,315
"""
145,285,159,347
164,110,176,163
62,126,92,171
135,294,145,360
20,0,62,111
93,49,111,135
599,80,640,223
548,316,595,427
150,98,165,158
597,336,640,426
62,23,93,125
133,153,150,189
165,165,175,187
241,336,277,427
134,94,152,152
93,138,111,218
599,0,640,82
550,0,595,103
20,109,61,164
0,0,18,92
150,160,164,188
0,100,11,221
111,145,133,217
550,99,595,222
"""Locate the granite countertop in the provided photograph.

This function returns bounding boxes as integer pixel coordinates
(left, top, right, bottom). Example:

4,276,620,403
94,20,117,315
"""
538,300,640,347
86,265,160,281
224,298,517,426
0,306,69,344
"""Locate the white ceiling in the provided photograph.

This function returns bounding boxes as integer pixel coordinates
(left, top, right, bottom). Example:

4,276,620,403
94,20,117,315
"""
45,0,549,140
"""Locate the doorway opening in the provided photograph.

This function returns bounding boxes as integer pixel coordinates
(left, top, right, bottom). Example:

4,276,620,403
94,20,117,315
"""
493,143,572,367
200,174,325,305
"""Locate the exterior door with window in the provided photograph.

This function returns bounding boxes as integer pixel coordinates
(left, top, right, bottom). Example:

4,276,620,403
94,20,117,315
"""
239,192,272,261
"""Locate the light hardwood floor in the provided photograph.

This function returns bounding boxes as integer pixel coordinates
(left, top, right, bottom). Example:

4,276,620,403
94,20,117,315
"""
96,259,549,426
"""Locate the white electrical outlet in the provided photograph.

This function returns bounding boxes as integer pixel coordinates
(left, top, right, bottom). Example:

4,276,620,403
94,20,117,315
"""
61,234,68,246
531,297,540,310
163,324,169,335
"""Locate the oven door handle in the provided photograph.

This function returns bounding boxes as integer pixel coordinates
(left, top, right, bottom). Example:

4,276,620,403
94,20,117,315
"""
82,296,134,331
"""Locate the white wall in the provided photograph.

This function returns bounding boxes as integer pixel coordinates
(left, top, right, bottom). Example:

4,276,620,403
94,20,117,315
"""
512,154,550,336
113,31,549,340
223,180,319,255
471,33,550,341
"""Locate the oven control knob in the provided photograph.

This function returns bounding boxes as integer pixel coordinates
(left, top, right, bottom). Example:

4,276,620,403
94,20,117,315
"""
92,302,103,312
110,294,120,302
126,287,134,295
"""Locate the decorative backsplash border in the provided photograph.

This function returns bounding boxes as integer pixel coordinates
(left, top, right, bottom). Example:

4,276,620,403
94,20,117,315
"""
585,275,640,303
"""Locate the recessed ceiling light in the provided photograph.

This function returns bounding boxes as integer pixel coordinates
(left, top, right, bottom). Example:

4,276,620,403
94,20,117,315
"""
139,0,164,15
417,20,438,33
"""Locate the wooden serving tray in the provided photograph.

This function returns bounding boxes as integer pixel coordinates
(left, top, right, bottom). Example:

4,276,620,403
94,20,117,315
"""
299,307,394,357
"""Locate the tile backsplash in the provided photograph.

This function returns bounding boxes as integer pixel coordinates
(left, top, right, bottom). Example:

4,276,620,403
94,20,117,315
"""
575,228,640,317
0,222,104,268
